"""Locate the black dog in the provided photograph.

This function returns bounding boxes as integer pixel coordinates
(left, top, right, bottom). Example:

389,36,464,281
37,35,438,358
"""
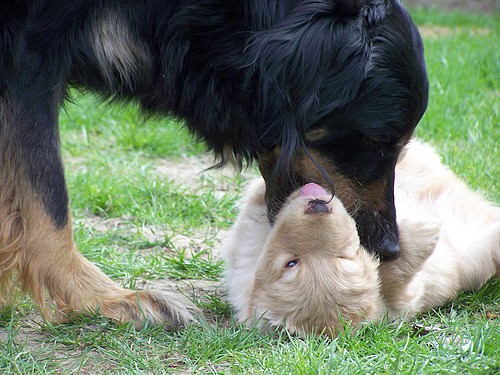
0,0,427,328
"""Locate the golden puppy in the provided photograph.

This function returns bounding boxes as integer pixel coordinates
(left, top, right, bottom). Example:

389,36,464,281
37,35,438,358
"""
223,140,499,337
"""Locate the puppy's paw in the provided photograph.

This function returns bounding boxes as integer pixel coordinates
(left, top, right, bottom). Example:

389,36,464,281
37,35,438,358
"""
398,216,442,263
380,217,442,297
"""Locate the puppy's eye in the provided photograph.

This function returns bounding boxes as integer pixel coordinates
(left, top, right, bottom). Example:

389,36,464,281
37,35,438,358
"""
285,259,299,268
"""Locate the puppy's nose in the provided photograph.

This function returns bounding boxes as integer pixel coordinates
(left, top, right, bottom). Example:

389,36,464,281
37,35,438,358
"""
301,183,333,214
305,199,332,214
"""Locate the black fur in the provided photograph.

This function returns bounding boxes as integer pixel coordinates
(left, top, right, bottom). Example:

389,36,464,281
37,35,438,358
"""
0,0,428,258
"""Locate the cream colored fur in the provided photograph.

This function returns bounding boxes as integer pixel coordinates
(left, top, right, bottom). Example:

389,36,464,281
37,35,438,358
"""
223,139,500,337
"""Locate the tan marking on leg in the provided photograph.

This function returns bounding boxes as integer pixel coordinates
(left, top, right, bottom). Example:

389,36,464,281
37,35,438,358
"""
1,186,200,327
1,106,200,327
0,110,25,303
0,202,24,304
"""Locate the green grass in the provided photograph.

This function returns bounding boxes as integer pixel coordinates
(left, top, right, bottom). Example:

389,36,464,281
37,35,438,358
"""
415,18,499,201
1,7,499,375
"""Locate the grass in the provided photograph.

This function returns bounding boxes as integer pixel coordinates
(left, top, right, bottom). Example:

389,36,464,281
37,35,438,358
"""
414,17,499,201
1,7,499,375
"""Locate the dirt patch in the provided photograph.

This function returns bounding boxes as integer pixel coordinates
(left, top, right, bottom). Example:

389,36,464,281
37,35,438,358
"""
418,25,453,38
154,155,221,185
417,25,492,39
74,214,229,259
404,0,499,13
0,311,113,374
168,230,229,258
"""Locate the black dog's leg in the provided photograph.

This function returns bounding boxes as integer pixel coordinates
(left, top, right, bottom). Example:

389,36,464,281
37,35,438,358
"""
0,69,200,328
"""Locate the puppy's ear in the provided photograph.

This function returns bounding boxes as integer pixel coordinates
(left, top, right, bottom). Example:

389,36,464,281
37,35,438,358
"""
379,217,441,298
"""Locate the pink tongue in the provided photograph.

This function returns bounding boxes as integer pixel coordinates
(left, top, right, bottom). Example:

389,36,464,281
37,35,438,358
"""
299,183,328,197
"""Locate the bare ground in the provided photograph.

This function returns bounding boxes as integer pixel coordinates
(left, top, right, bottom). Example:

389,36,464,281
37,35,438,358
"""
404,0,499,13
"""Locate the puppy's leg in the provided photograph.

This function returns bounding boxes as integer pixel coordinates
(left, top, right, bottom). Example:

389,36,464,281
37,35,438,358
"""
493,222,500,278
0,91,200,328
455,221,500,290
379,217,441,306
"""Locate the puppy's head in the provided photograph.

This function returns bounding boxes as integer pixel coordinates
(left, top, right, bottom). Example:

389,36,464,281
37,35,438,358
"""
249,183,381,337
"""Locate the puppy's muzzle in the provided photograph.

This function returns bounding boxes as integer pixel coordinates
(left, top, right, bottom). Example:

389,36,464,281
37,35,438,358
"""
306,199,332,215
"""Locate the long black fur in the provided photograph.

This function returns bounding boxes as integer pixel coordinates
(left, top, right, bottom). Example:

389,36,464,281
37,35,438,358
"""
0,0,428,258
